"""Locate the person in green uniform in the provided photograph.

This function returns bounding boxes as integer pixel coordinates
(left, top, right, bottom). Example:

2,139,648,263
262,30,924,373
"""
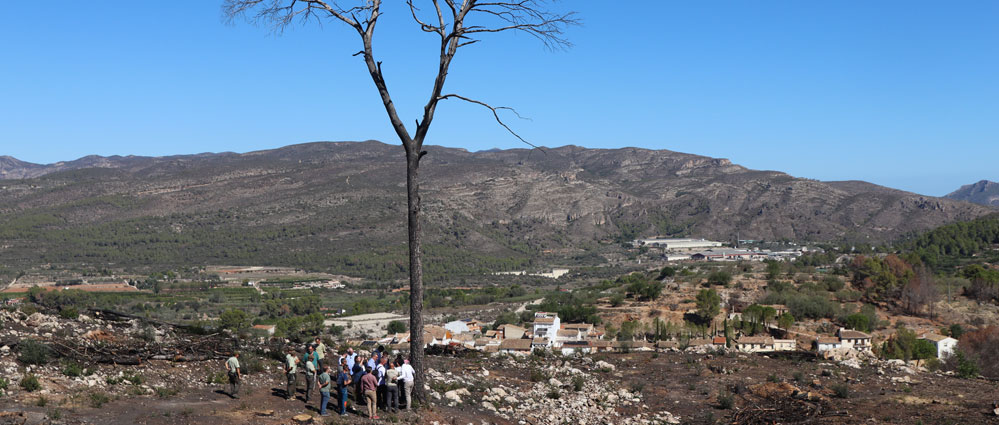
284,348,299,400
225,352,241,399
317,365,332,416
314,336,327,370
303,349,317,403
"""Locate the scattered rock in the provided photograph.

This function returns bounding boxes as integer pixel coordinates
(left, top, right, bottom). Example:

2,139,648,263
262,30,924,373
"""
595,360,615,371
291,413,314,424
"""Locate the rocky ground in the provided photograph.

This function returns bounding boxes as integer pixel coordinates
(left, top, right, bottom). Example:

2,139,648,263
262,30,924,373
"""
2,310,998,425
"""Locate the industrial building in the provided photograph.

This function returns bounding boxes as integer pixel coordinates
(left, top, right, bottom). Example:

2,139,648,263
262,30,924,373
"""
633,238,723,250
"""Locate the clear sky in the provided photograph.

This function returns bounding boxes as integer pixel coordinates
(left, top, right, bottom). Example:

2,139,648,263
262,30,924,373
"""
1,1,996,196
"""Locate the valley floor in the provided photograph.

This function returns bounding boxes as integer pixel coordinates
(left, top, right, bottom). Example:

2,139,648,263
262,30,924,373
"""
2,350,997,425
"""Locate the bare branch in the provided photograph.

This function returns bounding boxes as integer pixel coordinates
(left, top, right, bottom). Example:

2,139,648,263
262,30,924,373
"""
437,93,543,151
407,0,445,35
222,0,366,33
464,0,580,50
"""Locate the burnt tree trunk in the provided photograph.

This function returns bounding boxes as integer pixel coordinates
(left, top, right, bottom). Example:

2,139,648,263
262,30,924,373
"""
406,149,426,403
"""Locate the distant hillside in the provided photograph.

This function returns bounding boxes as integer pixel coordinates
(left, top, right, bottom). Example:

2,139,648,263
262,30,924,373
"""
945,180,999,207
898,213,999,270
0,141,991,279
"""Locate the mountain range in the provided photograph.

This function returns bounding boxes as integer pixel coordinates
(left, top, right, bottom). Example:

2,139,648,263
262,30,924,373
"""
0,141,992,278
945,180,999,207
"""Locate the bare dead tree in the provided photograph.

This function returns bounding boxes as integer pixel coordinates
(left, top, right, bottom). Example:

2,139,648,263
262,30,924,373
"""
223,0,577,403
901,266,939,317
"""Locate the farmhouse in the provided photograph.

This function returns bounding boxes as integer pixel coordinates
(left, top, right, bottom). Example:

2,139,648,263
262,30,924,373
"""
735,336,775,353
837,328,872,352
532,312,561,339
919,333,958,359
815,337,842,352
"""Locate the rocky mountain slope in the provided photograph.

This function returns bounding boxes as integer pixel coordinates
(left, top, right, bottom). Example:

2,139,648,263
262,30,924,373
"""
0,141,991,276
945,180,999,207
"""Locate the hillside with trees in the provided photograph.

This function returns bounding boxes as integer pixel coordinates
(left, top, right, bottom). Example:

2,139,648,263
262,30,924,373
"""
0,142,992,281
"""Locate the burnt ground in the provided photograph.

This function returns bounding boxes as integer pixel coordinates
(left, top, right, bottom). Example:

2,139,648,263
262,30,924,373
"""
2,350,997,425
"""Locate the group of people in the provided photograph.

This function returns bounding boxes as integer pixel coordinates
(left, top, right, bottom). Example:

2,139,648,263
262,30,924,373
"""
225,338,416,419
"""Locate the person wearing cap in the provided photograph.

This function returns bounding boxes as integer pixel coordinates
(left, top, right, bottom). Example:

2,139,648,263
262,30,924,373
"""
284,348,299,400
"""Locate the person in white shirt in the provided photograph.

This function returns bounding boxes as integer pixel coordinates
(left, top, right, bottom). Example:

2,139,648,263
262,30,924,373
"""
399,358,416,409
375,357,387,410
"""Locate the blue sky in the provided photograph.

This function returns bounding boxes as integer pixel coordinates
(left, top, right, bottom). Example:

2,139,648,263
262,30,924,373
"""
1,1,996,196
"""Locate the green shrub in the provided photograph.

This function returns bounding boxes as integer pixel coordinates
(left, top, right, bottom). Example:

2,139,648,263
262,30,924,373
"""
18,340,52,365
155,387,179,398
36,395,48,407
241,353,265,374
716,391,734,409
529,368,546,382
62,362,84,377
20,304,38,316
707,271,733,286
205,371,227,385
123,373,144,386
386,320,407,334
831,383,849,399
820,276,843,291
19,374,41,392
88,391,111,408
954,351,980,379
59,307,79,320
571,375,585,392
767,374,780,383
948,324,964,339
546,388,561,399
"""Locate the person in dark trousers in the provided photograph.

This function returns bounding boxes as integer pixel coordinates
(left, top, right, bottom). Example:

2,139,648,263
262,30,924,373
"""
352,355,367,406
385,361,399,413
375,356,387,410
314,336,327,370
224,352,241,399
317,365,332,416
284,348,299,400
302,349,317,403
336,364,353,416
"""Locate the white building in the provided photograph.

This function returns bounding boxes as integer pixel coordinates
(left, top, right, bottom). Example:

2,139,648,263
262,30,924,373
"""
444,320,471,335
774,339,797,351
837,328,872,352
532,312,561,339
920,334,958,359
633,238,723,250
735,336,775,353
815,337,842,352
692,248,768,262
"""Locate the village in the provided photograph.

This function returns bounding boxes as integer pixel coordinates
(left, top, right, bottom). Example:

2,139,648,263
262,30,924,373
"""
352,310,957,363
